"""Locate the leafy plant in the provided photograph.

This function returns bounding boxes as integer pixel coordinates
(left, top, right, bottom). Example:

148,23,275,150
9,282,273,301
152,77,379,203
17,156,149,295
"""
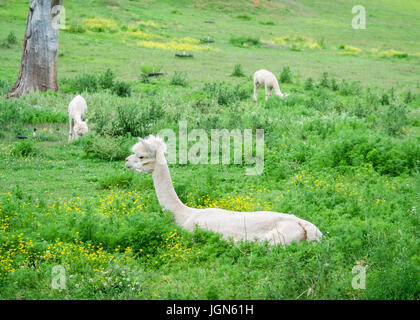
230,64,245,77
112,81,132,97
304,77,314,90
230,36,259,48
99,68,115,89
170,71,188,87
279,66,292,83
11,140,36,158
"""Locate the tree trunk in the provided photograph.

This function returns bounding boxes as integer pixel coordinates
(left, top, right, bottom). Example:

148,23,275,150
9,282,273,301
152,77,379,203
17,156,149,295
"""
8,0,63,98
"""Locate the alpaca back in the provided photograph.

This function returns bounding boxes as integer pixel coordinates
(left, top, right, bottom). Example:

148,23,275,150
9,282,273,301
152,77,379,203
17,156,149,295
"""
68,95,87,121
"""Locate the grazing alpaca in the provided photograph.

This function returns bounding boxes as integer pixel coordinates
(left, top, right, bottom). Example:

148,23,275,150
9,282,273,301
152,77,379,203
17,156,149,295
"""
253,69,289,101
125,135,322,246
68,95,88,143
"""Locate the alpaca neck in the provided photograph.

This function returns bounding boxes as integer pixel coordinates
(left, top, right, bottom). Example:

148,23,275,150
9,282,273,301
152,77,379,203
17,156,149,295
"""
273,81,283,96
152,159,192,225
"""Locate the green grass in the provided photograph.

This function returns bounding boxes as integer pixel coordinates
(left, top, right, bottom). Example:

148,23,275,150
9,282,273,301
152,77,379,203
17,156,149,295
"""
0,0,419,300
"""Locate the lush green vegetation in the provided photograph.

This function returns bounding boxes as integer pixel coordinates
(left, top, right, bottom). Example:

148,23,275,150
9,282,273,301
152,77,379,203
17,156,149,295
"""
0,0,419,300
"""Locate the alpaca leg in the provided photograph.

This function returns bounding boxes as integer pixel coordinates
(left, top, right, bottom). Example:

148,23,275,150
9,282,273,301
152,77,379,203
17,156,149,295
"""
68,118,73,143
265,85,269,101
268,87,273,99
253,83,259,101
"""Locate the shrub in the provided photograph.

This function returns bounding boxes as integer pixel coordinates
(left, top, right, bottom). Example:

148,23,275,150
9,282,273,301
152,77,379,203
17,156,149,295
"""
319,72,329,88
260,21,275,26
304,77,313,90
112,81,132,97
83,135,132,161
99,68,115,90
6,32,16,45
11,140,36,158
403,90,415,104
231,64,245,77
94,102,163,138
66,23,86,33
330,78,339,91
381,102,408,136
339,80,361,96
0,99,67,133
98,172,134,189
140,73,151,84
312,131,419,176
61,70,131,97
236,14,252,21
1,31,17,48
170,71,188,87
230,36,259,48
0,79,9,95
72,73,99,93
264,95,283,109
380,92,390,105
112,104,144,137
203,81,249,106
279,66,292,84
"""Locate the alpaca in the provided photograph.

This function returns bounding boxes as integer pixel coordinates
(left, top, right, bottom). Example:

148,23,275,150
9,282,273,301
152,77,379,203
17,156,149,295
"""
68,95,88,143
125,135,322,246
253,69,289,101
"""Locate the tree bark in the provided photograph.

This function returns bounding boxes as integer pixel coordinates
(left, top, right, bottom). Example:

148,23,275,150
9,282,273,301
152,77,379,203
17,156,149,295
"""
8,0,63,98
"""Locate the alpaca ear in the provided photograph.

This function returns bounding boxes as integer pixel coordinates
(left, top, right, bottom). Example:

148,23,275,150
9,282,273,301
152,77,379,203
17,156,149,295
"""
139,138,155,155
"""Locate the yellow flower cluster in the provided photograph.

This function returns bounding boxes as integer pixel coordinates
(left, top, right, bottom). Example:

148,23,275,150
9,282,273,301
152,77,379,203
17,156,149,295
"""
124,29,166,40
339,45,363,55
0,234,37,275
128,20,161,30
0,144,13,156
95,188,146,218
42,238,114,267
288,170,366,202
42,189,146,219
291,170,328,191
159,230,192,263
136,40,213,52
82,17,119,33
377,49,408,58
269,35,322,50
186,190,271,212
45,197,83,216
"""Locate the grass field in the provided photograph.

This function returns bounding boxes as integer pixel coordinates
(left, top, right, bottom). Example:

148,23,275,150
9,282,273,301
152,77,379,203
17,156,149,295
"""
0,0,419,299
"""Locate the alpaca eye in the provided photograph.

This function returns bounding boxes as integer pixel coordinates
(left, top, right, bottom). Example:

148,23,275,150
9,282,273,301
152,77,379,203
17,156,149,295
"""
139,156,144,160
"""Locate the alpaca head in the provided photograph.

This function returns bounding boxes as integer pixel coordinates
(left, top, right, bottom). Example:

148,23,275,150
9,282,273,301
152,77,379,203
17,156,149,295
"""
74,120,89,138
125,135,167,174
281,93,290,98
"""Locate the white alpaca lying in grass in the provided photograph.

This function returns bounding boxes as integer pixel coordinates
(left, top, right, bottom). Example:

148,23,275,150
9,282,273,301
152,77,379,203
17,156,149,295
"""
68,95,88,143
125,135,322,246
253,69,290,101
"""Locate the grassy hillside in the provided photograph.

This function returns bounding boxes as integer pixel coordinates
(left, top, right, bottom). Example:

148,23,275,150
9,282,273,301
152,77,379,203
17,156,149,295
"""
0,0,419,299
